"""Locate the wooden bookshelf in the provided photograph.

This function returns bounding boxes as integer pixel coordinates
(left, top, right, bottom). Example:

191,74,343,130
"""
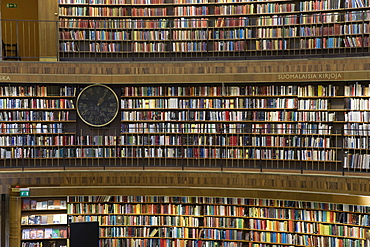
1,82,370,170
20,198,68,247
56,0,370,60
66,195,370,247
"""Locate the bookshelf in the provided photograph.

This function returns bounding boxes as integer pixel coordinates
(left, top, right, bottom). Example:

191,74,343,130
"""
57,0,370,60
21,198,68,247
67,195,370,247
0,85,76,163
1,82,370,170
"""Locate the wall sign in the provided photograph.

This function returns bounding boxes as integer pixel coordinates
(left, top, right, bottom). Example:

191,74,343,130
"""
6,3,18,8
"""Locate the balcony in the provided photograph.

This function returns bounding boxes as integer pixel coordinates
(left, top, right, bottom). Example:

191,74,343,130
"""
2,15,370,62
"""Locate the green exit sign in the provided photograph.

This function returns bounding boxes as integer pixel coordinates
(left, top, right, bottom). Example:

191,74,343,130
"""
20,188,30,197
6,3,17,8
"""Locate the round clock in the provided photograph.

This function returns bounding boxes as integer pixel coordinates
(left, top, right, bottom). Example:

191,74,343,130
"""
76,84,119,127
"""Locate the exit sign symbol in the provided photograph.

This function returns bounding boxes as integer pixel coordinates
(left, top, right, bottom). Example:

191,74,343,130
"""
6,3,17,8
20,188,30,197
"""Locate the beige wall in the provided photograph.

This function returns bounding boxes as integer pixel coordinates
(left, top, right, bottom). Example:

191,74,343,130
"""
1,0,39,60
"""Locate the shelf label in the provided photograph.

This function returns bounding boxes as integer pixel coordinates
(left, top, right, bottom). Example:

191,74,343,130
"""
20,188,30,197
0,76,10,81
278,73,343,81
6,3,17,8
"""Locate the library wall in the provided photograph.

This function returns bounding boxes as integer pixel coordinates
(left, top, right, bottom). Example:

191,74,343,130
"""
0,57,369,84
3,171,370,202
2,58,370,246
1,0,39,60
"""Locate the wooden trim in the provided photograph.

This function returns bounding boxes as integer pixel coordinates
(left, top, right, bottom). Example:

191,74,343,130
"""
0,57,369,84
4,170,370,205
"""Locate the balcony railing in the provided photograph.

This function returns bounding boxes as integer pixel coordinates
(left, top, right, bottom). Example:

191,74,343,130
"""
2,12,370,61
0,126,369,174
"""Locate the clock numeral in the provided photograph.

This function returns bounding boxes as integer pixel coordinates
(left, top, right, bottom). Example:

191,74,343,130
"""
80,94,88,100
86,88,94,96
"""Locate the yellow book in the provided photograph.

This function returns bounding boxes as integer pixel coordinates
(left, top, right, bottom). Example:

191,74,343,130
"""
149,228,158,237
318,85,323,96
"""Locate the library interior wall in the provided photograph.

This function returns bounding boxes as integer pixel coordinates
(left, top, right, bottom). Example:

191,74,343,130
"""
1,0,39,60
2,57,370,245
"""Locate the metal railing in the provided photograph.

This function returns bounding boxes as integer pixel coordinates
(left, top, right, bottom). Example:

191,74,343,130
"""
0,126,369,174
2,11,370,61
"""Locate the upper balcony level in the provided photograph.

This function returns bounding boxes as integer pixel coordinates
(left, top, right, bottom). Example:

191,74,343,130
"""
3,0,370,62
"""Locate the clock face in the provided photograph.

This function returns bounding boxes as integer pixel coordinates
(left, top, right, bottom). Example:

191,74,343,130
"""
77,84,119,127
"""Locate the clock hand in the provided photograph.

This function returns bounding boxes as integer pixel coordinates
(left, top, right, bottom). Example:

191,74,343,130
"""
97,91,108,106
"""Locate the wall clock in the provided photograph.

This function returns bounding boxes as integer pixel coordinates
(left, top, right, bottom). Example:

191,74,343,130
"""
76,84,119,127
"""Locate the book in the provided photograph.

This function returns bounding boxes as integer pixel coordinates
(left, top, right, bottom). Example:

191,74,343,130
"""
22,199,30,210
30,229,37,239
149,228,159,237
53,200,61,209
36,202,43,210
21,216,28,225
30,200,37,210
35,215,41,225
53,214,61,224
52,229,60,238
28,215,36,225
41,215,48,224
36,229,44,239
22,229,30,239
59,229,67,238
44,228,53,239
48,200,55,209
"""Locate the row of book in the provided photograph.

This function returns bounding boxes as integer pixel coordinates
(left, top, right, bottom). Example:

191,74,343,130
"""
250,219,363,238
60,37,370,52
122,85,298,97
22,199,67,210
298,99,329,110
99,226,199,238
0,134,350,148
343,153,370,169
66,196,370,213
213,41,246,51
0,99,74,109
60,30,130,41
90,6,128,17
61,2,370,16
299,0,341,11
0,135,77,147
22,228,67,240
343,136,370,149
57,11,370,29
346,82,370,96
0,147,339,159
120,110,336,122
0,122,339,135
344,123,370,135
57,0,369,6
119,135,334,148
345,111,370,122
0,111,71,122
21,214,68,225
68,203,202,215
0,123,64,134
99,239,242,247
71,214,201,227
121,98,298,109
120,122,333,134
249,232,365,246
249,207,368,225
0,86,75,97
